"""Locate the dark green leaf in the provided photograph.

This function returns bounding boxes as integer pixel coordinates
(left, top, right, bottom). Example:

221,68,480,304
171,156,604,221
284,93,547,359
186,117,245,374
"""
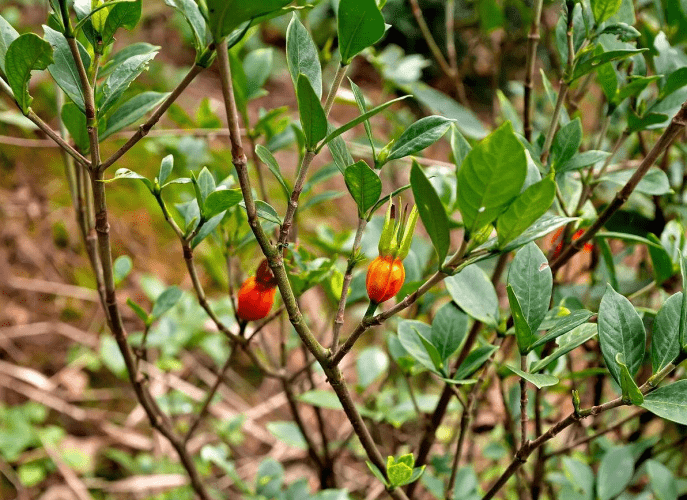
641,380,687,425
648,233,673,284
205,0,292,41
596,60,618,103
572,48,647,82
530,324,597,373
101,0,141,47
343,160,381,216
0,14,19,74
551,118,582,168
457,121,527,233
557,150,610,173
99,52,157,116
163,0,207,53
598,284,646,385
507,285,534,354
613,75,661,105
506,365,559,388
244,48,272,100
445,264,499,326
411,160,450,265
652,293,682,373
286,14,321,98
350,79,374,153
616,353,644,404
296,73,327,150
255,144,290,200
101,91,169,140
496,176,556,247
453,344,498,380
659,67,687,100
98,42,159,79
337,0,385,65
43,26,90,113
151,286,182,320
501,215,578,253
431,302,468,363
597,446,634,500
600,22,640,41
61,102,89,152
591,0,622,24
203,188,243,219
529,309,593,350
387,116,454,162
5,33,53,113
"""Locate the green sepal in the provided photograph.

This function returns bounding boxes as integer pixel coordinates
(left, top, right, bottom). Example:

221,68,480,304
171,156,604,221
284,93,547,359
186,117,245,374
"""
378,202,398,257
397,205,418,260
616,353,644,405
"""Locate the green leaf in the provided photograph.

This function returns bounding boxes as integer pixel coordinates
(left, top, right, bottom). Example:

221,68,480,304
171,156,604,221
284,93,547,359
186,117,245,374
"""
613,75,661,105
641,380,687,425
344,160,381,216
591,0,622,24
317,95,409,152
327,128,355,173
61,102,89,152
431,302,468,363
126,298,149,323
599,167,671,196
158,155,173,186
596,60,618,103
598,284,646,386
507,243,552,342
337,0,386,65
597,446,634,500
100,335,126,377
366,461,389,486
101,0,141,47
600,22,640,41
497,176,556,247
507,285,534,354
529,309,593,350
151,286,182,320
530,323,597,373
266,421,307,450
98,42,159,79
367,184,413,219
5,33,53,113
445,264,499,326
113,255,133,286
616,353,643,404
350,80,375,154
411,160,450,265
646,460,678,500
659,67,687,100
244,48,272,100
680,254,687,349
240,200,283,225
572,48,647,82
18,462,46,487
416,331,444,374
501,215,578,253
506,364,559,388
298,389,343,410
409,82,487,139
457,121,527,233
561,458,594,500
163,0,207,54
386,116,454,162
196,167,215,204
255,144,290,200
296,73,327,150
551,118,582,169
557,150,610,173
648,233,674,285
397,320,439,373
450,124,472,168
101,91,169,140
387,459,413,487
192,211,225,248
205,0,292,41
0,14,20,75
99,52,157,116
43,26,90,114
107,168,154,192
356,347,389,388
255,458,284,499
203,188,243,219
453,344,498,380
651,293,682,373
286,14,321,98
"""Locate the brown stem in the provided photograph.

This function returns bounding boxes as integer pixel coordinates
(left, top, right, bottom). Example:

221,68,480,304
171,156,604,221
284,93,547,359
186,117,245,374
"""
445,0,468,105
408,0,454,82
524,0,544,142
519,355,529,448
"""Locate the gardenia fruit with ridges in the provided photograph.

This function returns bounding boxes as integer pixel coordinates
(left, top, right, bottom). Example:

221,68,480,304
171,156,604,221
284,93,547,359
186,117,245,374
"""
237,259,278,321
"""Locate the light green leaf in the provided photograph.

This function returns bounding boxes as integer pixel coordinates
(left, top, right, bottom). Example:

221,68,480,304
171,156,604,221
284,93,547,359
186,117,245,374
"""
529,309,593,350
651,293,682,373
43,26,91,114
616,353,644,404
151,286,182,320
106,168,154,192
453,344,498,380
297,73,327,150
286,14,321,98
497,176,556,247
113,255,133,286
411,160,450,265
0,14,20,74
551,118,581,169
457,121,527,233
163,0,207,54
641,380,687,425
350,80,374,154
530,323,597,373
5,33,53,113
356,347,389,388
599,167,671,196
298,389,343,410
158,155,173,185
344,160,381,216
266,421,307,450
203,188,243,219
255,144,290,200
572,48,647,82
99,52,157,116
61,102,89,152
506,364,559,388
557,150,610,173
431,302,468,363
598,284,646,386
387,116,454,161
597,446,634,500
501,215,578,252
397,320,438,373
445,264,499,326
591,0,622,24
646,460,678,500
101,91,169,140
337,0,386,65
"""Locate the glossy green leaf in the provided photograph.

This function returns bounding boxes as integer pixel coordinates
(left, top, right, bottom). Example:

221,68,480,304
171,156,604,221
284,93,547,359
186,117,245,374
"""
457,121,527,233
98,42,159,79
296,73,327,150
205,0,292,41
61,102,89,152
613,75,661,105
343,160,381,216
551,118,581,169
616,353,643,404
659,67,687,100
591,0,622,24
255,144,290,200
239,200,282,225
397,320,437,373
501,215,578,253
244,48,272,100
508,242,552,337
5,33,53,113
506,364,559,388
530,323,597,373
196,167,215,204
453,344,498,380
158,155,173,185
286,14,321,98
350,80,374,154
557,150,610,173
597,446,634,500
387,116,454,162
641,380,687,425
0,14,19,75
507,285,534,354
431,302,468,363
599,167,671,196
101,91,169,140
99,52,157,116
337,0,385,65
572,48,647,82
450,125,471,169
203,188,243,219
163,0,207,53
651,293,682,373
445,264,499,326
356,347,388,388
411,160,450,265
43,26,90,114
647,233,674,285
596,60,618,103
497,176,556,247
101,0,141,47
598,284,646,385
151,286,182,320
529,309,593,350
107,168,154,192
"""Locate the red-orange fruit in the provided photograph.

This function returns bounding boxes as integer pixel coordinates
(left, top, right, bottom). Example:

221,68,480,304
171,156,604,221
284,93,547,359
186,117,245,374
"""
237,259,278,321
366,255,405,304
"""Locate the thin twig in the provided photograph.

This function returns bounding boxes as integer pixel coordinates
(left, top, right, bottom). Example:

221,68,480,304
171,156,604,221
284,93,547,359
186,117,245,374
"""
524,0,544,142
408,0,454,83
